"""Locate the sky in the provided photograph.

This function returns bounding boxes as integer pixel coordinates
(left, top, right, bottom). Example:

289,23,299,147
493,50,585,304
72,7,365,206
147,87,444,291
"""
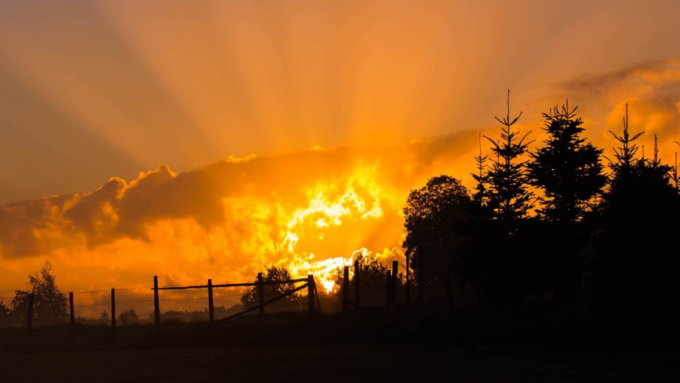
1,0,680,316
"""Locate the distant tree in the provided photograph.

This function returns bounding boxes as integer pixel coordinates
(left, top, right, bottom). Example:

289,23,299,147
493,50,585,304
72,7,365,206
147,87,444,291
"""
162,310,186,323
117,309,139,326
241,266,303,312
528,102,606,223
484,91,534,231
403,175,472,290
597,105,680,303
100,311,110,326
0,302,10,327
333,253,399,306
11,260,68,327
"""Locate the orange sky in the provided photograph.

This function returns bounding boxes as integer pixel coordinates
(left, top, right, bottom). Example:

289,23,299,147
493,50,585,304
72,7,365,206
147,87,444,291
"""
1,0,680,316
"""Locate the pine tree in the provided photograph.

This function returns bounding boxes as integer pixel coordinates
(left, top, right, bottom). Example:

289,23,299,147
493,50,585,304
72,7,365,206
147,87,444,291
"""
484,90,534,231
598,104,680,303
528,102,606,223
471,134,489,206
672,152,680,192
608,104,643,173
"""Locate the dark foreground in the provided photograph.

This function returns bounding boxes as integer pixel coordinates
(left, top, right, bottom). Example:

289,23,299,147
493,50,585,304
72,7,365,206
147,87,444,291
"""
1,305,679,383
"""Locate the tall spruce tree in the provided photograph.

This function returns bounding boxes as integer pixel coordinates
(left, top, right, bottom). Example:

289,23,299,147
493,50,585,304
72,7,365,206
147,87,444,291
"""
484,91,534,231
472,134,489,207
598,104,680,303
528,102,606,223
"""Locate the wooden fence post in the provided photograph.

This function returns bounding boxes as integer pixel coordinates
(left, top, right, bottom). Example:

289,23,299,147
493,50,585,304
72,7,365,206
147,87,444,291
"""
257,273,265,317
418,249,425,302
208,279,214,323
406,252,410,302
154,276,160,330
342,266,349,313
69,292,75,332
27,292,34,333
391,261,398,304
385,271,391,308
354,260,361,309
307,274,315,319
313,278,322,315
111,288,116,337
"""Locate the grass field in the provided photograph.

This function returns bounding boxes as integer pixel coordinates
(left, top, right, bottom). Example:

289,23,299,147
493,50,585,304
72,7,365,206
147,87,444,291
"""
1,305,679,382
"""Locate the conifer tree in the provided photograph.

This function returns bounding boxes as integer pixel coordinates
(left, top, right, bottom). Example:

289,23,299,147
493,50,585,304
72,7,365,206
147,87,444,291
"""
528,102,606,223
608,104,643,172
471,134,489,206
484,91,534,230
672,152,680,192
598,104,680,303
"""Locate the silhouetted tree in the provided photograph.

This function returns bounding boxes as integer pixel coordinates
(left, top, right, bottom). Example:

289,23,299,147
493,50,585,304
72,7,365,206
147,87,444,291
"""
403,176,472,291
472,134,490,207
0,302,10,327
528,102,606,223
118,309,139,326
670,151,679,193
100,311,110,326
11,260,68,327
333,253,400,307
597,105,680,303
484,91,534,231
609,105,643,171
241,266,303,311
525,103,607,301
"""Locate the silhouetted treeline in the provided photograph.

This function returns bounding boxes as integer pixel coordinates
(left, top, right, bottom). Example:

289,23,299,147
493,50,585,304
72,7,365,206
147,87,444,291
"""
404,95,680,312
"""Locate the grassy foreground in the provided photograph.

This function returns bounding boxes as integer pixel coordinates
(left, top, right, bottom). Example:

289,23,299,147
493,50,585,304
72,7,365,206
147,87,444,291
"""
1,304,679,382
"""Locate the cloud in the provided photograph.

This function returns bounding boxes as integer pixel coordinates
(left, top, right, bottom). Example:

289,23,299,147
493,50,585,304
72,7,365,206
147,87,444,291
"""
0,131,484,303
552,59,680,161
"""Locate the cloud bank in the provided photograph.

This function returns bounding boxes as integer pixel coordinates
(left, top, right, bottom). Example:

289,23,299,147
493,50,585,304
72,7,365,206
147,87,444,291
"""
0,131,482,307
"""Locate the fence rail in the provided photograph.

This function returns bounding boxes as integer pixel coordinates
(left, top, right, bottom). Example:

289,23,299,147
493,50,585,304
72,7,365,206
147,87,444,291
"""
14,253,421,336
152,278,310,291
149,273,319,330
12,272,322,337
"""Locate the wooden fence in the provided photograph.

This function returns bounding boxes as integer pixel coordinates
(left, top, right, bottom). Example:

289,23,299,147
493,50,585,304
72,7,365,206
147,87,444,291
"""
19,273,321,335
341,259,418,313
18,253,426,333
152,273,320,330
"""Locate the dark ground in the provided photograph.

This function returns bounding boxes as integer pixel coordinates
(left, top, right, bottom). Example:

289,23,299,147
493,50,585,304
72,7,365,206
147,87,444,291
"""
1,304,679,382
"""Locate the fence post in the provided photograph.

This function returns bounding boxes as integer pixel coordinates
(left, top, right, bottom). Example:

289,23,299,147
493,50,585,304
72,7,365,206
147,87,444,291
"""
154,276,160,330
418,249,425,302
354,260,361,309
27,292,34,333
391,260,398,304
257,273,265,317
406,252,410,302
307,274,315,319
111,288,116,337
69,292,75,333
385,271,392,308
208,279,214,323
313,277,322,315
342,266,350,313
